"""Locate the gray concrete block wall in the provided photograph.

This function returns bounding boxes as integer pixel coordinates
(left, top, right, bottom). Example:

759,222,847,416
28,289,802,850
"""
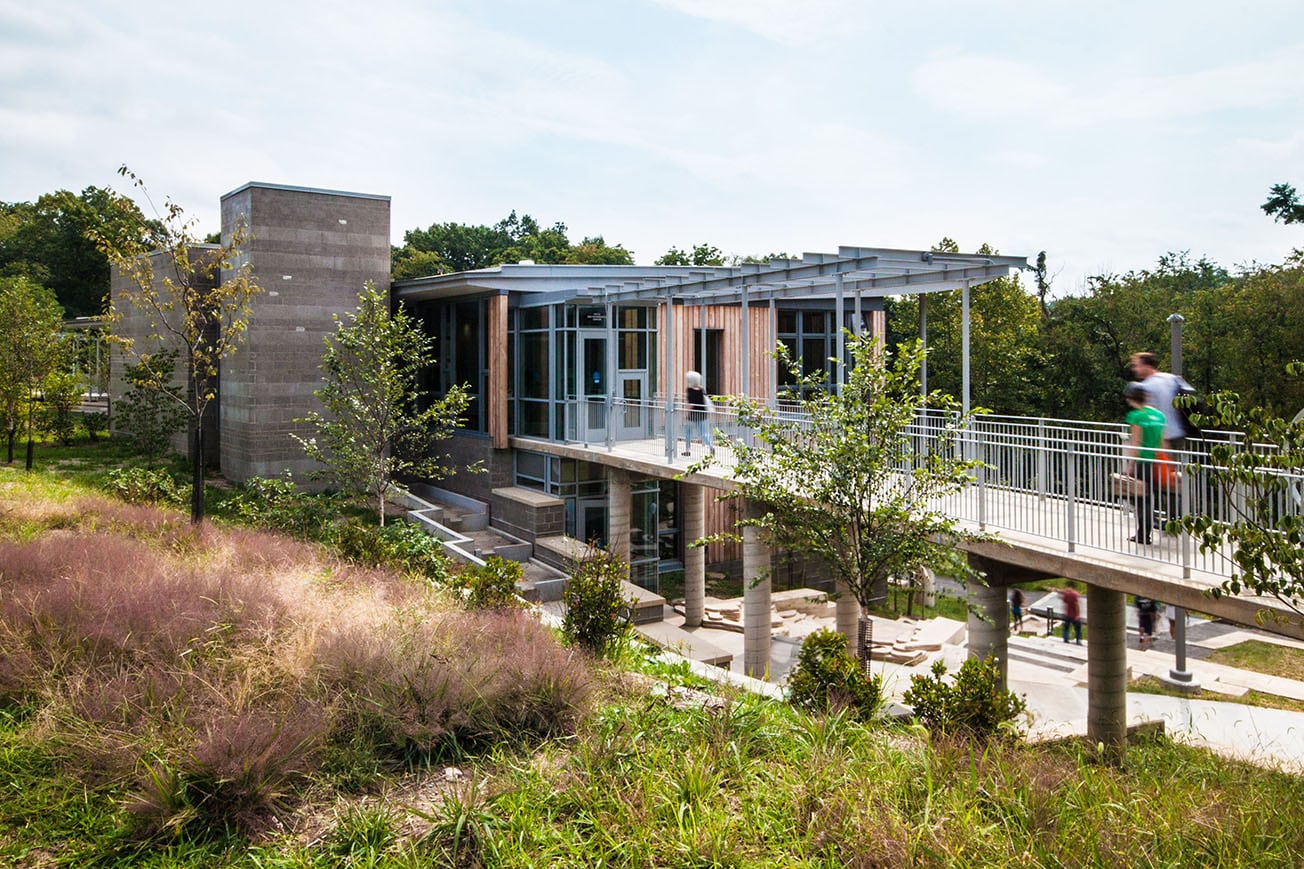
109,247,221,462
490,490,566,543
436,435,513,502
218,184,391,482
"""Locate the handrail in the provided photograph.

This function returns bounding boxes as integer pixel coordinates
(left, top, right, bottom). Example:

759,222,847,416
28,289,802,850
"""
540,397,1303,579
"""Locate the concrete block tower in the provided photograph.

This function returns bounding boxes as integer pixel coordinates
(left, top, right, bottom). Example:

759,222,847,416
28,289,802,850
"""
219,183,391,482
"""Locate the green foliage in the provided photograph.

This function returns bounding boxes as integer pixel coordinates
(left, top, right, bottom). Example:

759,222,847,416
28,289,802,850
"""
223,474,338,539
562,546,634,657
785,628,882,721
722,333,984,615
1262,182,1304,225
903,656,1027,739
0,186,148,317
115,349,188,467
0,276,67,467
887,242,1043,416
450,555,523,610
295,282,471,526
38,366,81,446
81,410,108,441
655,243,725,266
392,210,634,278
333,519,450,582
103,466,185,506
1174,369,1304,615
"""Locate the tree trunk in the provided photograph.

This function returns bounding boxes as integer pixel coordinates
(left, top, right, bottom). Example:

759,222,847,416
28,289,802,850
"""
23,402,34,471
5,426,14,463
190,421,204,524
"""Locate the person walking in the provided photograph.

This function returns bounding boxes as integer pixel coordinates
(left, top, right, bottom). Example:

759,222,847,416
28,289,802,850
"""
1136,595,1158,649
1130,351,1193,521
1058,586,1082,645
1010,587,1025,632
682,370,714,457
1123,382,1166,544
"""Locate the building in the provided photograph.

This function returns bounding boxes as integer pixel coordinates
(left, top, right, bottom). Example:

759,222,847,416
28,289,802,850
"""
112,182,1026,594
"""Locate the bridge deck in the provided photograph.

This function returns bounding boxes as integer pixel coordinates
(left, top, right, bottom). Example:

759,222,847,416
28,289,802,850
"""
512,434,1303,640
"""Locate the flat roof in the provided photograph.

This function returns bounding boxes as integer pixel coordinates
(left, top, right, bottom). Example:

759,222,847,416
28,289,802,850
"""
220,181,391,203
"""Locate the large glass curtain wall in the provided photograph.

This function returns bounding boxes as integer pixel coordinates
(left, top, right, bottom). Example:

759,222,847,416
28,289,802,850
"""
510,302,657,441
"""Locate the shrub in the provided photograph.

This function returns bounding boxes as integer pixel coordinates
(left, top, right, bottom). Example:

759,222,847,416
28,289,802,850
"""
785,628,882,721
903,656,1027,739
102,466,185,506
334,518,450,583
82,410,108,442
451,556,522,610
561,546,633,657
224,474,335,539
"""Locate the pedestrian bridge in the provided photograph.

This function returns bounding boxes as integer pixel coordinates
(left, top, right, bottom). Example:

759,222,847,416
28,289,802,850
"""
517,400,1304,640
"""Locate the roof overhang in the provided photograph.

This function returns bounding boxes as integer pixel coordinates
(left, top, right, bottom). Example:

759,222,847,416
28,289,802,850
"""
393,246,1029,306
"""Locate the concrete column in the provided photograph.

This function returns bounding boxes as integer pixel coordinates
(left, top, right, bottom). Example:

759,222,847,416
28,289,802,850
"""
835,581,859,649
607,468,631,563
742,512,772,679
966,580,1009,687
1086,583,1128,764
682,482,706,627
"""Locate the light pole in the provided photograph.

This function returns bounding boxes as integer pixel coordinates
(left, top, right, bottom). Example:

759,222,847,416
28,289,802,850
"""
1165,313,1199,689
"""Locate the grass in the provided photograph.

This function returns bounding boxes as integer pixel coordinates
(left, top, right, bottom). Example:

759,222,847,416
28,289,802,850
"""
1209,639,1304,681
4,441,1304,865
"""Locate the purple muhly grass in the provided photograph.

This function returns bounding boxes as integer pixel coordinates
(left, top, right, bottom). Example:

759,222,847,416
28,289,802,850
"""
314,604,593,757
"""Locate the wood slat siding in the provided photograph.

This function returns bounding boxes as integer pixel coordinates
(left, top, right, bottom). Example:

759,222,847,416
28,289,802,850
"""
488,294,508,448
665,302,775,401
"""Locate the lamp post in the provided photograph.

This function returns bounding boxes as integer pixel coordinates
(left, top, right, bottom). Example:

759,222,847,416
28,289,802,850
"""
1165,313,1198,689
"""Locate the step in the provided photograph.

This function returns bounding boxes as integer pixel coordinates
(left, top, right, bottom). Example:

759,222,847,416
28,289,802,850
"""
635,621,733,669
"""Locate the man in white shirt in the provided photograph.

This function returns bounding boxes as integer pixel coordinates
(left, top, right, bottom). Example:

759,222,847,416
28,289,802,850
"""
1129,352,1184,448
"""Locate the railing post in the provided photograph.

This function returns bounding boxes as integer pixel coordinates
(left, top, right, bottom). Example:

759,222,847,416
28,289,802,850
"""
1037,418,1048,501
1066,439,1076,552
606,395,614,451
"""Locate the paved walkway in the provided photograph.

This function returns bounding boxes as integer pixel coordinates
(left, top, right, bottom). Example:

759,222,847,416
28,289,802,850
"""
650,603,1304,774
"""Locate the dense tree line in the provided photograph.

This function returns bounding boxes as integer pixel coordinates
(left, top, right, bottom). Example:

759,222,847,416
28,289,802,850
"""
391,211,635,278
888,245,1304,422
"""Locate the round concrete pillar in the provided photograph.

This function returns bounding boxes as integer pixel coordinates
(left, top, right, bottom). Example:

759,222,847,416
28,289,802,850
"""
966,581,1009,687
835,580,859,649
742,519,772,679
1086,584,1128,764
681,482,706,627
606,468,631,563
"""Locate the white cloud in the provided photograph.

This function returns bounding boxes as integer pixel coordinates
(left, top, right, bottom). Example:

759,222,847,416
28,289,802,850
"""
913,55,1069,116
1233,130,1304,160
915,45,1304,128
651,0,852,45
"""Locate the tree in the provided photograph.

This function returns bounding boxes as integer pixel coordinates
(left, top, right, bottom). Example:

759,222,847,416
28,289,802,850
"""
0,186,151,317
565,236,634,265
0,277,64,468
294,282,471,525
1174,364,1304,619
718,333,985,648
888,242,1043,416
655,243,726,266
94,167,263,523
1262,183,1304,225
116,350,189,467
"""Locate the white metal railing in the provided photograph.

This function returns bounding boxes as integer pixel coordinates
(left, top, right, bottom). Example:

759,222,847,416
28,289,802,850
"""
543,397,1303,579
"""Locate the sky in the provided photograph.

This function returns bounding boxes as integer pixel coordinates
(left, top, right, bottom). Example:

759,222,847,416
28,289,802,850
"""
2,0,1302,295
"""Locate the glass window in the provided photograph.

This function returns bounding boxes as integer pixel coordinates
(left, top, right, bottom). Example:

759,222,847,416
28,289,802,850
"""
521,334,549,399
520,306,548,331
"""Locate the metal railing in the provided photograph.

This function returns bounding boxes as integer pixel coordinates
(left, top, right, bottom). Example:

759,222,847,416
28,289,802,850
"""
544,397,1304,579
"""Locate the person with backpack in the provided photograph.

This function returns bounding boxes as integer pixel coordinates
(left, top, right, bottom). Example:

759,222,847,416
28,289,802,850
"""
1135,595,1159,649
1123,381,1166,544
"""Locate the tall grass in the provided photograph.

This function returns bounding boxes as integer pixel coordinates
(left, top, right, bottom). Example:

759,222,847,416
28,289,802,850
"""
0,491,594,842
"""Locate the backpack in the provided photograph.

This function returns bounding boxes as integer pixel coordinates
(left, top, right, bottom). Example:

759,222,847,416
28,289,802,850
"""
1173,377,1203,439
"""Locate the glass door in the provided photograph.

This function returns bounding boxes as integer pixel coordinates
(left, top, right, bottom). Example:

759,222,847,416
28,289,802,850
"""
580,334,606,442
